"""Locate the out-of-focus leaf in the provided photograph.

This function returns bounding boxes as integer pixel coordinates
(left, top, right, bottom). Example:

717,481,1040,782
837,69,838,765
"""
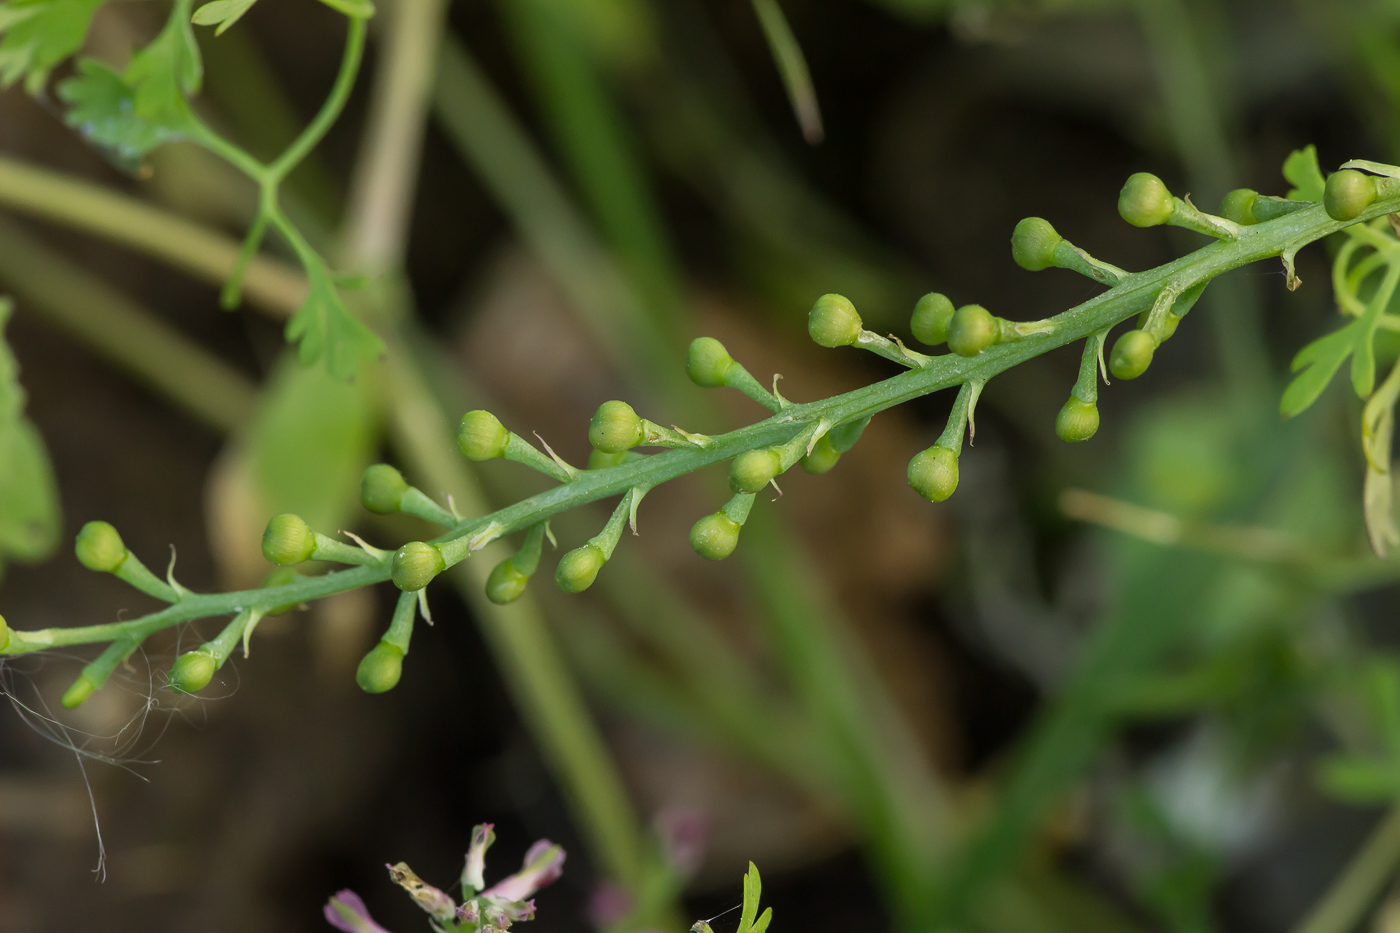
749,0,823,144
1283,145,1325,201
1315,757,1400,803
283,264,384,379
57,0,202,164
248,353,381,534
0,299,60,564
191,0,257,35
314,0,373,19
0,0,105,93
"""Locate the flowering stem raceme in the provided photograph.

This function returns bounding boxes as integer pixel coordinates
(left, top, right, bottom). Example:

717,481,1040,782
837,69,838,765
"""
8,176,1400,708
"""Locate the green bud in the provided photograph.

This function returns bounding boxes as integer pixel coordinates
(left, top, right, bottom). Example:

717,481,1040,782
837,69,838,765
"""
690,512,741,561
686,337,734,388
910,292,955,346
361,463,409,514
589,400,645,454
457,410,510,461
1109,329,1156,380
1119,173,1174,227
1325,169,1378,222
262,567,302,616
730,448,783,493
262,513,316,566
169,650,217,694
61,675,95,709
75,520,127,573
1010,217,1063,271
555,544,606,593
1219,188,1258,225
1055,397,1100,442
907,446,959,502
947,305,997,357
485,557,530,604
356,641,404,694
391,541,445,591
800,434,841,474
807,294,862,348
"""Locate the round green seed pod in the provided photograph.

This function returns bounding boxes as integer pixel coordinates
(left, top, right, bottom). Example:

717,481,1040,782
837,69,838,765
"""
1119,173,1175,227
169,650,217,694
729,448,783,493
556,544,606,593
61,675,95,709
910,293,955,346
686,337,734,388
807,294,863,348
485,557,530,605
75,520,127,573
391,541,445,591
262,513,316,566
800,435,841,474
1109,330,1156,380
361,463,409,514
589,400,646,454
1055,397,1100,442
1219,188,1258,225
1010,218,1063,271
947,305,998,357
690,513,741,561
356,641,404,694
907,446,959,502
1325,169,1378,222
457,410,510,461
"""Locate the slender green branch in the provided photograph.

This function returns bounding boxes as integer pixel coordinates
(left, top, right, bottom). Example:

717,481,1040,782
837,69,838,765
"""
5,193,1392,657
267,17,369,182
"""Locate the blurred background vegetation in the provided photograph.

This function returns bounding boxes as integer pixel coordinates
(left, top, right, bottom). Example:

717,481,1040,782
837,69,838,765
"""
6,0,1400,931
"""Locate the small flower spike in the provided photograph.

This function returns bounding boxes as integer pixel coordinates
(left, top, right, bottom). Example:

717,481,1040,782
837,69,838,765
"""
261,514,381,567
485,522,547,605
458,410,579,482
908,382,978,502
356,590,418,693
690,493,755,560
360,463,457,527
810,293,930,367
391,540,446,592
75,521,177,602
910,292,955,346
1056,331,1105,443
1118,172,1242,239
588,401,712,454
556,488,646,593
686,337,782,410
1011,218,1127,286
1325,169,1379,222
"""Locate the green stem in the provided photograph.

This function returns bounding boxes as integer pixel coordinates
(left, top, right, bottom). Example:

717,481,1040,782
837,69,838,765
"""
1293,804,1400,933
267,17,369,183
8,195,1396,655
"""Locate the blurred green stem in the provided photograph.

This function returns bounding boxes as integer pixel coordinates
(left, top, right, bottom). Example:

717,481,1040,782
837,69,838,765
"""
0,156,305,316
0,216,256,431
1294,803,1400,933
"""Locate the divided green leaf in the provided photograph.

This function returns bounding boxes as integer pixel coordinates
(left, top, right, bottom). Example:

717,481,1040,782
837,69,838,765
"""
191,0,257,36
283,263,385,379
1283,145,1325,202
0,0,106,93
57,0,202,164
1281,266,1400,417
1341,158,1400,180
735,863,770,933
315,0,374,19
0,299,61,566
